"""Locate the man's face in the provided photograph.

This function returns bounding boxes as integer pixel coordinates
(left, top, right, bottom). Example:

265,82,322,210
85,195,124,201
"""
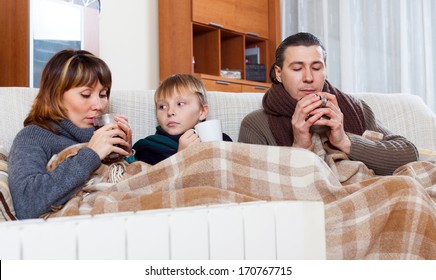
274,45,326,100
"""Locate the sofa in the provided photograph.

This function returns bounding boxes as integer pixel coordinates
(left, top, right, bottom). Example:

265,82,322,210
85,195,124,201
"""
1,87,435,153
0,87,435,260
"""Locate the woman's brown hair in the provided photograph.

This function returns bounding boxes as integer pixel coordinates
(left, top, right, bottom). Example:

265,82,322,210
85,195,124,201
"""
24,49,112,132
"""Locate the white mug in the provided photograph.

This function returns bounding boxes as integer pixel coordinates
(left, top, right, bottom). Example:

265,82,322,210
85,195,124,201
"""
194,119,222,142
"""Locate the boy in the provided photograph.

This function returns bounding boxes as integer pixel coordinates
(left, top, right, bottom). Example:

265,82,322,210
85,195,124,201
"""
133,74,232,165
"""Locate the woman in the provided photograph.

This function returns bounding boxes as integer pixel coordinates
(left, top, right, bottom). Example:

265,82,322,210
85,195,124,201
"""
8,49,133,219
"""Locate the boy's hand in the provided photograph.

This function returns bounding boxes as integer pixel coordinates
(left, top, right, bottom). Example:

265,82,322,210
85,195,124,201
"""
178,129,201,151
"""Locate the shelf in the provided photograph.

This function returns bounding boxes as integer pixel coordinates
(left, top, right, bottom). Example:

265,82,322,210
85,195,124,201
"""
192,23,269,85
159,0,280,93
194,74,270,93
220,30,245,77
193,24,220,75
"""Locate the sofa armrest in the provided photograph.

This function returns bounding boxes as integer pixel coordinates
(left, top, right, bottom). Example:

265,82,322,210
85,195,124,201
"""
352,92,436,151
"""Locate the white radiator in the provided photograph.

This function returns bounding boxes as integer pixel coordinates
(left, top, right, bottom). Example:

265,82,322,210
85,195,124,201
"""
0,201,326,260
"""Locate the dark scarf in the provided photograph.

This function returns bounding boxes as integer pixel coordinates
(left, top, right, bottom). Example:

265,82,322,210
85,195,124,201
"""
133,126,233,165
133,126,180,165
262,80,366,146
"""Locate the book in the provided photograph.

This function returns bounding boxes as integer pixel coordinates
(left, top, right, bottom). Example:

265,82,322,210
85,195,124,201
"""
246,64,266,82
245,47,260,64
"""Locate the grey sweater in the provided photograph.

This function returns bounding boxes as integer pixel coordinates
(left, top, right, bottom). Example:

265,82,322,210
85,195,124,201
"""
238,99,418,175
8,120,101,219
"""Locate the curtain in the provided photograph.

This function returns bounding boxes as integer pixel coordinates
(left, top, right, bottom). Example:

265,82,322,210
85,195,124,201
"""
281,0,436,112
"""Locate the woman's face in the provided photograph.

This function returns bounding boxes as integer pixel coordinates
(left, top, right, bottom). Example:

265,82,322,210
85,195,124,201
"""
156,89,208,135
62,82,109,128
274,45,326,100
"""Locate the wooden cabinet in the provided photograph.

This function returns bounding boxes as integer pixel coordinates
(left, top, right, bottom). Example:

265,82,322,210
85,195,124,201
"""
192,0,269,38
196,73,270,93
159,0,280,93
0,0,29,87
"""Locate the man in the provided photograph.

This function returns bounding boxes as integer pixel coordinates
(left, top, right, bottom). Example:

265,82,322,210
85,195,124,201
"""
238,32,418,175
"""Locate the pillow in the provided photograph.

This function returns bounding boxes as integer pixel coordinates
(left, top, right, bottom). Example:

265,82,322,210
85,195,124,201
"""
0,145,17,221
418,148,436,163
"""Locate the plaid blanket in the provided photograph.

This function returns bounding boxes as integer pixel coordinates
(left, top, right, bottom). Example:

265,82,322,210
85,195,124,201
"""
44,135,436,260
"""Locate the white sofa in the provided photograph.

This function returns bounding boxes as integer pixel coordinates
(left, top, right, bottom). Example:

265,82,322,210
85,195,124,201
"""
0,87,435,260
1,88,435,152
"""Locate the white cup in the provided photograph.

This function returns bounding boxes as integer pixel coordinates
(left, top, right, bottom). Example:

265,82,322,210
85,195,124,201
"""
194,119,223,142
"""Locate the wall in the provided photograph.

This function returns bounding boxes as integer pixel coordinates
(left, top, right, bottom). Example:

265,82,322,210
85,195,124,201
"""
99,0,159,90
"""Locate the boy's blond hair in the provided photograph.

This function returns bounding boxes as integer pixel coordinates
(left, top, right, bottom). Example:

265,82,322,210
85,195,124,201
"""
155,74,208,106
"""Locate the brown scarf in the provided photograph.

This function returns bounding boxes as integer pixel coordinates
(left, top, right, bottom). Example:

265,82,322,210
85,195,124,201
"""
263,80,366,146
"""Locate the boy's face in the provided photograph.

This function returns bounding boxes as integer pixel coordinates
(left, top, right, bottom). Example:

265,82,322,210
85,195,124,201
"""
156,89,208,135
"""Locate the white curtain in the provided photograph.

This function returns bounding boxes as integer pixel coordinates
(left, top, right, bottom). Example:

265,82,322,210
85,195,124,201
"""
281,0,436,112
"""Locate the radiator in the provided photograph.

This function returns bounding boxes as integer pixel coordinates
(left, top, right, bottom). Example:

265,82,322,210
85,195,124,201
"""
0,201,326,260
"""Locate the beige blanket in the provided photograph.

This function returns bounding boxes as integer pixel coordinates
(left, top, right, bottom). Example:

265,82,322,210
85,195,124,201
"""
44,135,436,260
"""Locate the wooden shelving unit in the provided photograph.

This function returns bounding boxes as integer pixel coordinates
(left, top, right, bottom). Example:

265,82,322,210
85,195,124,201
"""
0,0,29,87
159,0,281,93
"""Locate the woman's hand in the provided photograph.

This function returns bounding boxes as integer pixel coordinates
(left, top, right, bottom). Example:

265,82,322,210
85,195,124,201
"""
88,114,132,160
178,129,200,152
114,114,133,155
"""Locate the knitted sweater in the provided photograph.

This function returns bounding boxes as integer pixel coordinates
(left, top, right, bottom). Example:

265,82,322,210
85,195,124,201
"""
8,120,101,219
238,98,418,175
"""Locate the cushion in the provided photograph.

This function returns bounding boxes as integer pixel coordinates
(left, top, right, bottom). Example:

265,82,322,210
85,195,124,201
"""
418,148,436,162
0,145,17,221
108,90,264,144
352,92,436,151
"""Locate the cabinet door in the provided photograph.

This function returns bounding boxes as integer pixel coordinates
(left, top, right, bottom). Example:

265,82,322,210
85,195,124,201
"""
202,78,242,92
236,0,269,38
242,85,269,93
192,0,269,38
192,0,236,30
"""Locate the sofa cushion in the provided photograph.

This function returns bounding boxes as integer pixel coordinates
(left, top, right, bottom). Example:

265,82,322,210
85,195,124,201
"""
108,89,158,144
0,145,17,221
108,90,264,143
0,87,38,152
418,148,436,162
353,92,436,151
206,91,263,141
